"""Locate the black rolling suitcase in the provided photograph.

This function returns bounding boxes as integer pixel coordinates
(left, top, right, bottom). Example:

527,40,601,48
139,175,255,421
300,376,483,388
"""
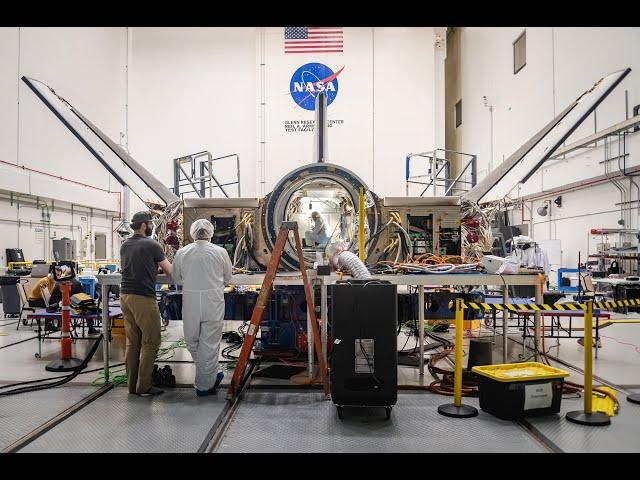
329,280,397,419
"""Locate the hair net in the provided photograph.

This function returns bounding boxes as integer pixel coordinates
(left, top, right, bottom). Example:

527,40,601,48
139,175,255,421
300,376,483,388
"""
325,241,347,262
190,219,214,240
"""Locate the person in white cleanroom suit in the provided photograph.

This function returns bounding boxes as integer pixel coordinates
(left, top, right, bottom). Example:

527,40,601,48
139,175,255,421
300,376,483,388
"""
172,219,233,396
306,211,330,246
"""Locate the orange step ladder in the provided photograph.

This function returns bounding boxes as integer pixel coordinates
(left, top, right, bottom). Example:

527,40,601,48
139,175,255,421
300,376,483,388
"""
227,221,329,399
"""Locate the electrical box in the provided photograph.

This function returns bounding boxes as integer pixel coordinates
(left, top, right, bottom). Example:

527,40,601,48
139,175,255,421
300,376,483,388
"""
52,240,76,262
372,197,462,262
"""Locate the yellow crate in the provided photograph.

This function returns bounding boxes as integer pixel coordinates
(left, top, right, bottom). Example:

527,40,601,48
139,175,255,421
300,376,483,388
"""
472,362,569,382
111,317,125,335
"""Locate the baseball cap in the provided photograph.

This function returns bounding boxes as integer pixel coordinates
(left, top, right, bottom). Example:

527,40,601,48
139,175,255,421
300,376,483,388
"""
131,211,153,225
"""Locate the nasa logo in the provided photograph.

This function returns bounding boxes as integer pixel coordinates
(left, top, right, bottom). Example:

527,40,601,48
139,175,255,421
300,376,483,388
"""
289,63,344,111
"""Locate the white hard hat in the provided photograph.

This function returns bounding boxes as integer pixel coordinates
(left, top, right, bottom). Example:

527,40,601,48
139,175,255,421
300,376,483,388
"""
190,219,214,240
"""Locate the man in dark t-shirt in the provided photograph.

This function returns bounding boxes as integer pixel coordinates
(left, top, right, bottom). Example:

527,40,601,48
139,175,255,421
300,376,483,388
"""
120,211,173,397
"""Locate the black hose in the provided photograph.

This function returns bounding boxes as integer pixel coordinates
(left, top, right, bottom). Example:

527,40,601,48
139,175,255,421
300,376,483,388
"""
0,334,104,396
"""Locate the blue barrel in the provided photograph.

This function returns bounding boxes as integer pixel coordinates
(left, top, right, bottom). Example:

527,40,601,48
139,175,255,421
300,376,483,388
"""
80,277,96,298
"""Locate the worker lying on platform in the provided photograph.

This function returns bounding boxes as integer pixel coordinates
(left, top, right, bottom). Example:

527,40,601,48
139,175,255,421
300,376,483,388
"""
172,219,233,397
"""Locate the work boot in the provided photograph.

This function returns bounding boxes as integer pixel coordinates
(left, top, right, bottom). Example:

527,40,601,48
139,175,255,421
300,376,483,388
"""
196,372,225,397
162,365,176,388
213,371,224,392
138,386,164,397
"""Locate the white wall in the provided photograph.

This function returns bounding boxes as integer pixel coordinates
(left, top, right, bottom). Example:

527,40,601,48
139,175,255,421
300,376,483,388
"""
128,27,441,200
0,195,118,264
0,27,127,263
128,27,257,202
0,27,443,261
455,27,640,267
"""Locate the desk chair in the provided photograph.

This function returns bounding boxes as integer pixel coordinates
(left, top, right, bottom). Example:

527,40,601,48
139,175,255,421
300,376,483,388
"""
39,284,65,336
16,282,36,331
40,283,51,305
576,273,604,303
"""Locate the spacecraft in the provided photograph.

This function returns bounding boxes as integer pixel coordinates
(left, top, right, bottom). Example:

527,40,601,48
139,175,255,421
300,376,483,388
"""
21,67,630,271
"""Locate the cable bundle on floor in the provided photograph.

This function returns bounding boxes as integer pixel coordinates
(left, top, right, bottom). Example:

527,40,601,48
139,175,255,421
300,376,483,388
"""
0,335,104,396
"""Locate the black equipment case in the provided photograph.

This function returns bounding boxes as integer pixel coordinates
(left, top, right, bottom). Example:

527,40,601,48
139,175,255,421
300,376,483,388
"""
329,280,397,419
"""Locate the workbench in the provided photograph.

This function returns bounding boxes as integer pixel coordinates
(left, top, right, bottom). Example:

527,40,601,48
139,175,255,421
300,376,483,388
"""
27,307,122,359
487,304,611,359
98,272,542,382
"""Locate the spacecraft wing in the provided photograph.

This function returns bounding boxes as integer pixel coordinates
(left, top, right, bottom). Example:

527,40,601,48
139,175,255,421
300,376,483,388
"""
463,68,631,204
21,76,179,207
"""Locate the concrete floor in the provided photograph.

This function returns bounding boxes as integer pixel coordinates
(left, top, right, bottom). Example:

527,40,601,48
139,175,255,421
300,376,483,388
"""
2,302,640,453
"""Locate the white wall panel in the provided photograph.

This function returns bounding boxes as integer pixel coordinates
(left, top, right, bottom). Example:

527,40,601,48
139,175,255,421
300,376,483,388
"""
457,27,640,267
0,28,19,166
128,27,257,197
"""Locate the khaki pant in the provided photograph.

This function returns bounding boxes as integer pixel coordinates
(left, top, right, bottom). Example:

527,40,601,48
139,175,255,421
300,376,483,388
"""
120,294,161,394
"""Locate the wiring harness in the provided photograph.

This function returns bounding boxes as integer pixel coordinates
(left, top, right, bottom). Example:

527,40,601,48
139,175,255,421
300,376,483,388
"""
369,253,482,275
232,213,255,273
461,199,499,262
153,200,183,262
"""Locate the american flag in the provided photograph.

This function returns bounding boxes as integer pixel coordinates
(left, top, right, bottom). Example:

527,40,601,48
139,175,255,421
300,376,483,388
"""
284,27,344,54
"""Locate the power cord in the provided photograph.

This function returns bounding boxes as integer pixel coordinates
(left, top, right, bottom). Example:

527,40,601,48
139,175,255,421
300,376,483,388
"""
0,334,104,396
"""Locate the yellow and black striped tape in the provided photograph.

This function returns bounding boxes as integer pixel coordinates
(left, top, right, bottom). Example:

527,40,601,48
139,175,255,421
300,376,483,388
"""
448,298,640,312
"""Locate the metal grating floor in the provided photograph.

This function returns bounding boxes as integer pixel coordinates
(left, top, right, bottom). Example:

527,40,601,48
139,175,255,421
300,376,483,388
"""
214,390,548,453
0,384,97,451
20,386,227,453
526,391,640,453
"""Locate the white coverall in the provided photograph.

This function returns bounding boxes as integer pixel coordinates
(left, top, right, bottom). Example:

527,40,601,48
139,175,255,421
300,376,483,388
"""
307,215,329,245
172,240,232,391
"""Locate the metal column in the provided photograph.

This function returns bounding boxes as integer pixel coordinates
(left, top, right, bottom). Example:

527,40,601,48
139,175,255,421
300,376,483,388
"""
101,282,110,382
418,286,425,377
307,293,315,379
321,281,328,373
502,285,509,363
534,274,544,362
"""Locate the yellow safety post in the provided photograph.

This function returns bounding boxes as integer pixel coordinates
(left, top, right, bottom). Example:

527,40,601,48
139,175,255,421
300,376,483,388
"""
453,298,464,407
438,298,478,418
358,187,365,263
566,300,611,426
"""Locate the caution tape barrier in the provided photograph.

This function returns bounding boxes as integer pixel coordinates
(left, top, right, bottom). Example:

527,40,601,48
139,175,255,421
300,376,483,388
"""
448,298,640,312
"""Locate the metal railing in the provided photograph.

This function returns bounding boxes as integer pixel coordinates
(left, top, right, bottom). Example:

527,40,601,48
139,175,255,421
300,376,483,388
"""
405,148,477,197
172,151,241,199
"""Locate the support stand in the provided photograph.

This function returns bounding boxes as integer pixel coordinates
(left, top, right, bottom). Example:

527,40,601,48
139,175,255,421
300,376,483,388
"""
227,222,329,399
438,298,478,418
627,394,640,405
46,279,83,372
566,301,611,426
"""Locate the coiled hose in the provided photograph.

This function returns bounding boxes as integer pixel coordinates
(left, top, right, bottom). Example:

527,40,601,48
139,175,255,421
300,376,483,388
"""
336,250,372,279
